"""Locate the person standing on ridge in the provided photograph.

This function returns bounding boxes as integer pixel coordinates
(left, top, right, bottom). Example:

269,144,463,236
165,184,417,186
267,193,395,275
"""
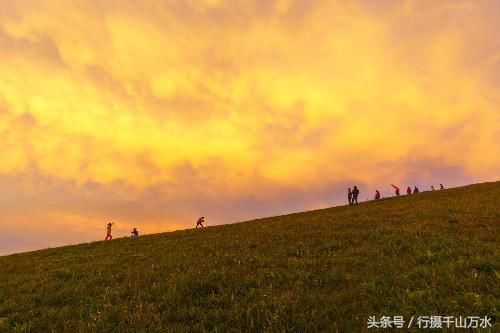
374,190,381,200
196,216,205,228
431,185,435,191
352,186,360,205
131,228,139,238
440,184,444,190
105,222,114,240
413,186,419,194
391,184,400,196
348,188,353,205
406,186,412,195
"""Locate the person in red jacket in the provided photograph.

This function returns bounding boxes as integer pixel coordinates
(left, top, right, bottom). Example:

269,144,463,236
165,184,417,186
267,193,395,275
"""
374,190,381,200
406,186,412,195
391,184,400,196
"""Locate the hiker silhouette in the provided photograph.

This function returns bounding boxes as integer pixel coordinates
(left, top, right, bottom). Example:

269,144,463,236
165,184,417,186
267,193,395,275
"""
348,188,353,205
413,186,419,194
196,217,205,228
352,186,360,205
105,222,114,240
391,184,400,196
374,190,380,200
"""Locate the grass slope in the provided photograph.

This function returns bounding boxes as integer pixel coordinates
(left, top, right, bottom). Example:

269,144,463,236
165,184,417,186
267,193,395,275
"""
0,182,499,332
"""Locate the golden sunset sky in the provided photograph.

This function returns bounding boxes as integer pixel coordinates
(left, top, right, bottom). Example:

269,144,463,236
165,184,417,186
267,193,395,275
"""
0,0,499,254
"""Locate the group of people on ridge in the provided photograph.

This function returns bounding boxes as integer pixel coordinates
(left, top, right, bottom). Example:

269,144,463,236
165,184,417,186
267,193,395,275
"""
107,184,445,238
348,183,445,205
104,182,447,240
104,217,206,240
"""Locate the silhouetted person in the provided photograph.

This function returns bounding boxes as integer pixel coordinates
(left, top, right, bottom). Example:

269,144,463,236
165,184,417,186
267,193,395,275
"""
374,190,380,200
431,185,435,191
352,186,359,205
413,186,419,194
406,186,412,195
440,184,444,190
391,184,400,196
105,222,114,240
348,188,353,205
131,228,139,238
196,216,205,228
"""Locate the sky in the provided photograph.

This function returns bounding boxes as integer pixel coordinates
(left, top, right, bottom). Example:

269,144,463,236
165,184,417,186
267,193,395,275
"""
0,0,499,255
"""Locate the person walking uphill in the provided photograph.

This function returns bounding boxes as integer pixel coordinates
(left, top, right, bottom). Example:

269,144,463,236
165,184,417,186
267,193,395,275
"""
348,188,353,205
352,186,360,205
391,184,400,196
105,222,114,240
196,216,205,228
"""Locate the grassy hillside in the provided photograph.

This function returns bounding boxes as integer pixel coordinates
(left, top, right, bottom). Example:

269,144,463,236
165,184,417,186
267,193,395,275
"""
0,182,499,332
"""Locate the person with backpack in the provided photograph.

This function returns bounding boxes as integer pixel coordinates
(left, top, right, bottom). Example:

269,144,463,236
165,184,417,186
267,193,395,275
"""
105,222,114,240
352,186,360,205
374,190,381,200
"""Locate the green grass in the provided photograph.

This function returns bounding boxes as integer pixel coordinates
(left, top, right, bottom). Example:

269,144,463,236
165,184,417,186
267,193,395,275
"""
0,182,499,332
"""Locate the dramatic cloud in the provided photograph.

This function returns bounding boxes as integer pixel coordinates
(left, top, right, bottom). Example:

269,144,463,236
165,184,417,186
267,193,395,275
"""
0,0,498,254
